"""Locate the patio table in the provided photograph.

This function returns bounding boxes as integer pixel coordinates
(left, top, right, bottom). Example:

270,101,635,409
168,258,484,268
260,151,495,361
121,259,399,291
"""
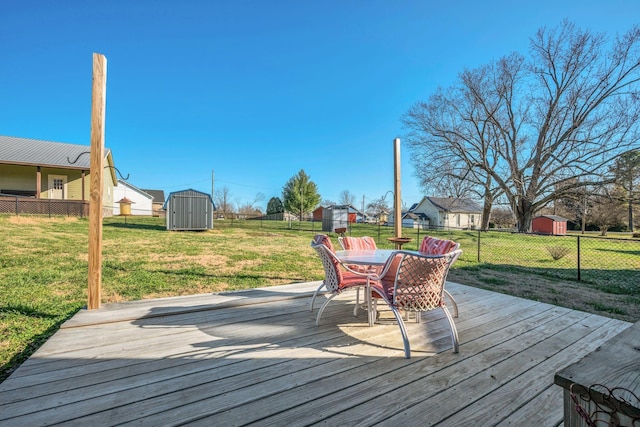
335,249,397,266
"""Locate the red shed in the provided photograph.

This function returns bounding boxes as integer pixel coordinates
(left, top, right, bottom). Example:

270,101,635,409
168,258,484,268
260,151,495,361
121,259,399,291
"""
312,206,324,221
531,215,568,235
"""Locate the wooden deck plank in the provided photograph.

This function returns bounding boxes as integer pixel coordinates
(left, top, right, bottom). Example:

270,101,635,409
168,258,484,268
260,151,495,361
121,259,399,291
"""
0,282,631,426
237,304,581,426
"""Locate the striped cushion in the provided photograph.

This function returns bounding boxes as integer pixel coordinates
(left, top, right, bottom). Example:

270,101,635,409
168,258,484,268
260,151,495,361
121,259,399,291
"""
340,236,377,250
313,234,335,252
419,236,458,254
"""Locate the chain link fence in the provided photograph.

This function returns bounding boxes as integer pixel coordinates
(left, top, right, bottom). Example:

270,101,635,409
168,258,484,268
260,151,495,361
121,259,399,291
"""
0,194,89,217
215,217,640,294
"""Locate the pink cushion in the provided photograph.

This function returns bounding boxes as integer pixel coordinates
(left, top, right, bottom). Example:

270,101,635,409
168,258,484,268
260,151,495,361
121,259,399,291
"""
419,236,458,254
340,271,369,290
313,234,335,252
341,236,377,250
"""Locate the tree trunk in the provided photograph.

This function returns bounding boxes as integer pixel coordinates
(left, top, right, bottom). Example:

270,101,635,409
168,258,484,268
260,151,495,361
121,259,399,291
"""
481,195,492,230
516,198,533,232
629,198,634,232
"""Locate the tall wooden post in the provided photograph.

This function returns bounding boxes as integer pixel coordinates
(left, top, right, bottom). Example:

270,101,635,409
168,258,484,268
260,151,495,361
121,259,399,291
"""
393,138,401,239
88,53,107,310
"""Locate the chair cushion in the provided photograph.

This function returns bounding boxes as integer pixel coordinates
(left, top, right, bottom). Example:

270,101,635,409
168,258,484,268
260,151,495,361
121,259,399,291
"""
339,271,369,290
341,236,377,250
419,236,457,254
313,234,335,252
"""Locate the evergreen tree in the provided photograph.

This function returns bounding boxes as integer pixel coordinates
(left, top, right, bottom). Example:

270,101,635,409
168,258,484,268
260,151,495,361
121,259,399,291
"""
282,170,321,220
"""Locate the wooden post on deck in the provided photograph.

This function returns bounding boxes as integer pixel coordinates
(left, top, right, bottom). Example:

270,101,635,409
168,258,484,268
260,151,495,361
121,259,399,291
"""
88,53,107,310
393,138,401,239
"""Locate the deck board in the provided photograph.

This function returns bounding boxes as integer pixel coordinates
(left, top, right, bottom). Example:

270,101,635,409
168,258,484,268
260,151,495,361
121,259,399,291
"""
0,281,631,426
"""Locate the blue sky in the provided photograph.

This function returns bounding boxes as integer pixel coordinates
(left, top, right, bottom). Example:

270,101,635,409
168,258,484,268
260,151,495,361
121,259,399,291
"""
2,1,638,211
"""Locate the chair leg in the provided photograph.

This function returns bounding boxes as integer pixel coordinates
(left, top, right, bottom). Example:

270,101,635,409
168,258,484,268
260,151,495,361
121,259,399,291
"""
443,289,458,318
316,294,338,326
388,306,411,358
442,306,459,353
309,283,325,312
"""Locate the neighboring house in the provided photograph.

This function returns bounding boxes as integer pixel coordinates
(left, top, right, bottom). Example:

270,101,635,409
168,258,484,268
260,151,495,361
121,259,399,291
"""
392,196,483,230
113,180,153,216
0,135,117,216
141,189,166,217
532,215,568,235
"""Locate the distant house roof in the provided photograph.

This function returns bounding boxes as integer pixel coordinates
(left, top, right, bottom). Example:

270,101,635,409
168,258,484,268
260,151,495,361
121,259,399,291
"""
141,189,165,202
427,197,482,213
116,180,153,200
0,135,113,170
534,215,568,222
404,212,430,221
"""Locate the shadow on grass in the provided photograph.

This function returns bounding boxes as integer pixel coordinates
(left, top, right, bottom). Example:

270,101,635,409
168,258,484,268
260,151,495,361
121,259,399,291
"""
0,306,82,383
103,222,166,231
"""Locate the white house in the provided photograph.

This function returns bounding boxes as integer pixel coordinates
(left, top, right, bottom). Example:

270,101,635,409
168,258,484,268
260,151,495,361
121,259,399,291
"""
113,180,154,216
394,196,483,230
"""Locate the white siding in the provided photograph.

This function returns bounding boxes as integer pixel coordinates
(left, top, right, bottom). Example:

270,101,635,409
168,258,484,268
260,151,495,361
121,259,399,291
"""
113,182,153,216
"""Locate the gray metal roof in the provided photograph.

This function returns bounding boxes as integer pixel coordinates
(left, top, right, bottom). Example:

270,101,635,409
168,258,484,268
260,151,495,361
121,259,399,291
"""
141,189,165,202
0,135,111,169
427,196,483,213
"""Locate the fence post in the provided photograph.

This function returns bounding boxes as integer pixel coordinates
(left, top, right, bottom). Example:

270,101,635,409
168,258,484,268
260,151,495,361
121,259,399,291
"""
477,229,481,263
577,235,581,281
15,195,19,216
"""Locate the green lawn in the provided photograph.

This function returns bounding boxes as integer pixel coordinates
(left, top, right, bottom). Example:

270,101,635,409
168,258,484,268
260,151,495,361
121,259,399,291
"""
1,214,638,383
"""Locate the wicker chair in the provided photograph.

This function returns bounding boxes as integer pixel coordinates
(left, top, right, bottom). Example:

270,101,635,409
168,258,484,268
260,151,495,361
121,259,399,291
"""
369,249,462,358
310,235,374,326
337,235,379,315
419,236,460,318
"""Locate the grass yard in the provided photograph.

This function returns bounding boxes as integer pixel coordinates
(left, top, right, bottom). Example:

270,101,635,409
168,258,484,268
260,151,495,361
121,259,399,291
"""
1,214,638,383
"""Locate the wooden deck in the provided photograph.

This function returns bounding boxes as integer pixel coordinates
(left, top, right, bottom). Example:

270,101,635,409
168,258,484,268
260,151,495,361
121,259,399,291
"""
0,281,631,426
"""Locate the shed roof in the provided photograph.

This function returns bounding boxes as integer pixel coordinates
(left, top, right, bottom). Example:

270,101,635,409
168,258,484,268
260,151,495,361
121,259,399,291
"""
0,135,112,169
534,215,568,222
163,188,216,210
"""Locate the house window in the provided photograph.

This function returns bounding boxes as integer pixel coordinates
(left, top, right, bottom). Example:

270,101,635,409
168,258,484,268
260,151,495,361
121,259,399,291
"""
470,215,475,224
456,214,460,227
53,179,64,190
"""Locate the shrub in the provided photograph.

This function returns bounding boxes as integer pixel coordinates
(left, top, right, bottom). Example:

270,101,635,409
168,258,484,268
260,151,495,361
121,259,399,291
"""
546,245,570,260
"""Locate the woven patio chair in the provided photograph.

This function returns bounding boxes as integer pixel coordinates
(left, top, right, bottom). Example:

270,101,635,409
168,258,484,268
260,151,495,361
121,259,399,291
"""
419,236,460,318
310,235,375,326
369,249,462,358
337,235,380,315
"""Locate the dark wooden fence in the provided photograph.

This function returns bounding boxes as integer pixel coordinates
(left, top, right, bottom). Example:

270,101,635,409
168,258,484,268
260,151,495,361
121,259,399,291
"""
0,194,89,217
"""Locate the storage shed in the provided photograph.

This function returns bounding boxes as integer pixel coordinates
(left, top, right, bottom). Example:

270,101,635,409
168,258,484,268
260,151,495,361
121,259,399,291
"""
321,205,349,232
531,215,568,235
164,189,215,231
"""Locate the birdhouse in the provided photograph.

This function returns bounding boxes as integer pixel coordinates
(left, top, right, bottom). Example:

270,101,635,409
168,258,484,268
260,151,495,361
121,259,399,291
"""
117,197,134,216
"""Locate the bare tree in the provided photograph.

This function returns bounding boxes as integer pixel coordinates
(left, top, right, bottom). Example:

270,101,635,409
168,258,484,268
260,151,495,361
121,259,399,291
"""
590,187,626,235
214,186,233,216
610,150,640,231
490,208,516,229
403,21,640,232
366,197,390,222
337,190,356,206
